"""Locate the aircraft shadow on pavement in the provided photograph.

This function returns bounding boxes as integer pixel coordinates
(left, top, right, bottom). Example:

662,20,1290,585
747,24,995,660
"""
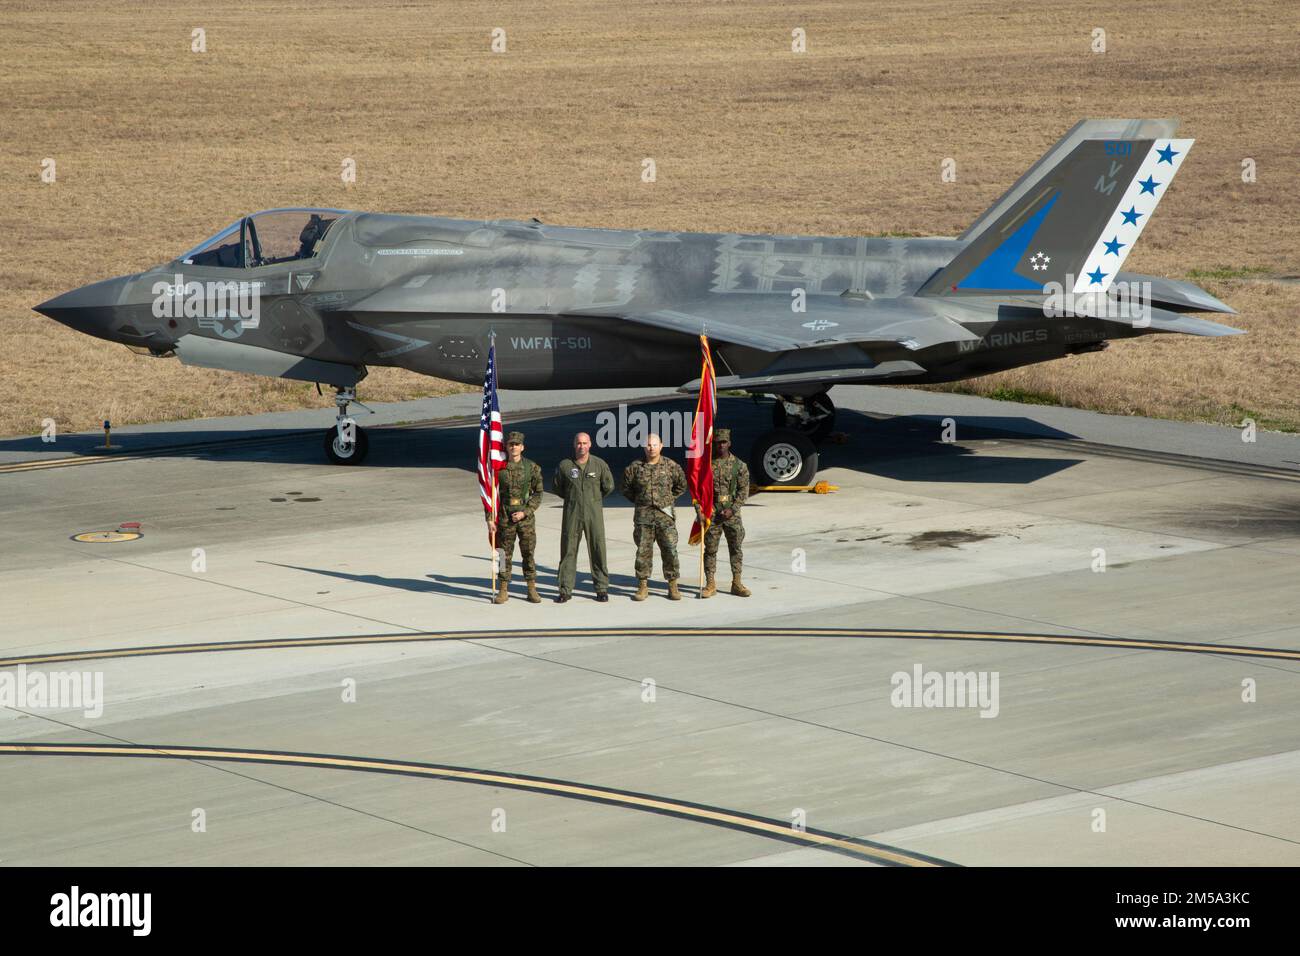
827,411,1084,484
5,396,1085,487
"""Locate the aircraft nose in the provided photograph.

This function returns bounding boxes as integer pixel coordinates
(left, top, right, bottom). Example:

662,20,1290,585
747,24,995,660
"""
34,275,133,339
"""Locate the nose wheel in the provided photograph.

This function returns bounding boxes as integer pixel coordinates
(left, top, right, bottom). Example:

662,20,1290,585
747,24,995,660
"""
322,386,371,465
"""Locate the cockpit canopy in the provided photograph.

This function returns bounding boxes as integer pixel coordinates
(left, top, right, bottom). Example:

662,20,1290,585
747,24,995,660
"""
180,208,350,268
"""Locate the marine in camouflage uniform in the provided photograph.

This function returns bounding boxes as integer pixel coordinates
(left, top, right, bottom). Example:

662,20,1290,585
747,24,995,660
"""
700,427,751,598
620,433,688,600
493,431,544,604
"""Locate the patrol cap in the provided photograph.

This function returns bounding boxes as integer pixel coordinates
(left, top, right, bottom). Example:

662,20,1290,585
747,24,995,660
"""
506,431,525,445
715,428,731,442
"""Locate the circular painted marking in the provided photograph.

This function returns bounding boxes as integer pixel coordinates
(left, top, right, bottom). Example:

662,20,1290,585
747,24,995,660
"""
70,530,142,543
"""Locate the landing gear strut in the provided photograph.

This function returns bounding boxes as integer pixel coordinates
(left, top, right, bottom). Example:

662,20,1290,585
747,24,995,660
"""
749,391,835,487
771,391,837,442
323,385,370,465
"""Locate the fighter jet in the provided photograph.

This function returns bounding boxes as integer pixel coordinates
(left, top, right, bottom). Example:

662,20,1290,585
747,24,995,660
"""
35,119,1239,485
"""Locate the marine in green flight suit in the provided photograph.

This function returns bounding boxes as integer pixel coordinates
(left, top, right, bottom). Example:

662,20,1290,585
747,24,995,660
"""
699,427,751,598
493,431,544,604
553,431,614,602
620,432,688,601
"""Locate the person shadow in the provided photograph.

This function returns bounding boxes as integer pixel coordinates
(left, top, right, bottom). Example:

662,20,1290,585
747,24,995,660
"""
260,558,674,602
442,556,661,600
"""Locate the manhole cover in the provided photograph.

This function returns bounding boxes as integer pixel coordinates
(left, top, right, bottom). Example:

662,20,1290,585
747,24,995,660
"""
71,530,142,543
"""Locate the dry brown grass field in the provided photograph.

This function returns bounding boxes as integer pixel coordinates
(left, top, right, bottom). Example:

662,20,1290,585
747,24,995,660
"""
2,0,1297,437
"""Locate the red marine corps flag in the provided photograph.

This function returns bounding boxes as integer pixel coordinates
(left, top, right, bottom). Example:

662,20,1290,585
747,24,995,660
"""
686,333,716,549
477,337,507,586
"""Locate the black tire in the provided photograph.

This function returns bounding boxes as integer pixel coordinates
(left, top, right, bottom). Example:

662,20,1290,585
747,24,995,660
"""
771,392,836,443
323,424,369,465
749,428,819,487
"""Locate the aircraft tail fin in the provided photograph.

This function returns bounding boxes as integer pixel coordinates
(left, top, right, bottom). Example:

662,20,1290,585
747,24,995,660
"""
918,120,1192,297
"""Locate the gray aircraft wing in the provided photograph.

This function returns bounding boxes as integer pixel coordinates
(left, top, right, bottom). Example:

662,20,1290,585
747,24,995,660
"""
680,359,927,392
566,294,980,353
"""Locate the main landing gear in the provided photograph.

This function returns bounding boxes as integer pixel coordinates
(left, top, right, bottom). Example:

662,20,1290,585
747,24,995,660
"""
322,385,371,465
748,391,836,487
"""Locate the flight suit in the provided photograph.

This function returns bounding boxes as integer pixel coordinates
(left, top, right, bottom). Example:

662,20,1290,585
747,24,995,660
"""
704,454,749,578
621,457,688,581
495,457,544,584
554,454,614,594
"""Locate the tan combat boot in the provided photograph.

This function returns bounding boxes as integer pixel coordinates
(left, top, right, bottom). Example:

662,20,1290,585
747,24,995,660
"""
667,580,682,601
730,576,751,598
632,579,649,601
700,574,716,599
493,580,509,604
526,579,541,603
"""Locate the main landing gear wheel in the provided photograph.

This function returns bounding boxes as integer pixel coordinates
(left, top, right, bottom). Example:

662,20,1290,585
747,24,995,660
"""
749,428,819,487
772,391,836,443
323,384,371,465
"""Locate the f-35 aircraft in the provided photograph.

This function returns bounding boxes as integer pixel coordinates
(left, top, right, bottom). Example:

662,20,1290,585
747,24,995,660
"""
36,119,1239,484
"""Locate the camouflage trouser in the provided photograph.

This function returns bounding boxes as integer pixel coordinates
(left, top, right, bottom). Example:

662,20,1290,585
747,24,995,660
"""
496,517,537,583
703,513,745,577
633,509,679,581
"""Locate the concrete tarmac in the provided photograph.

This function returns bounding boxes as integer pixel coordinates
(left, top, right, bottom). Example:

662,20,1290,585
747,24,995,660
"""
1,387,1297,866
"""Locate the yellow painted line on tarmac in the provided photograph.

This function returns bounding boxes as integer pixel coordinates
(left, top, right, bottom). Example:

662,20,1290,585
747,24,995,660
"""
0,742,951,866
0,454,121,473
1,626,1296,670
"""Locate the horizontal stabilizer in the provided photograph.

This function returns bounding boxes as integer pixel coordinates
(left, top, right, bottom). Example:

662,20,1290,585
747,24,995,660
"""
1115,273,1237,314
1103,309,1244,337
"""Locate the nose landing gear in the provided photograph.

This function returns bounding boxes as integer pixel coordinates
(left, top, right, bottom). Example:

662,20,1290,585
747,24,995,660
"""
322,385,372,465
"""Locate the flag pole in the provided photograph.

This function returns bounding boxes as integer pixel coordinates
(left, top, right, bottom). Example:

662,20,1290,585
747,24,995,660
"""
489,502,497,597
699,519,705,597
694,330,713,597
488,330,498,599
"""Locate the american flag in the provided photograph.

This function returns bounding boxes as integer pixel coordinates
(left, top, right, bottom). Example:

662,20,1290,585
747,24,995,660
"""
477,341,506,519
